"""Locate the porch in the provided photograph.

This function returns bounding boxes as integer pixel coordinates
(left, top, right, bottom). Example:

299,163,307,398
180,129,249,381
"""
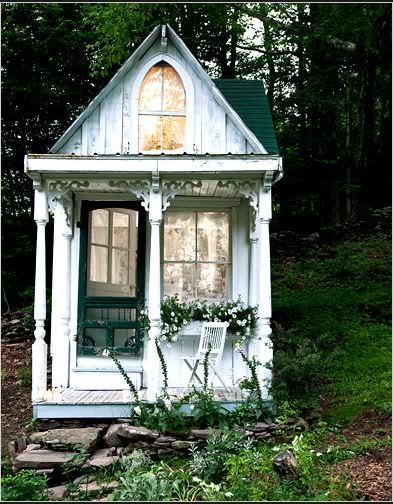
26,153,281,413
33,386,248,419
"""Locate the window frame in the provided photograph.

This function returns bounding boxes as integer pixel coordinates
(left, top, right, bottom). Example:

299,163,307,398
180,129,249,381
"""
161,207,233,302
130,54,195,154
138,63,186,153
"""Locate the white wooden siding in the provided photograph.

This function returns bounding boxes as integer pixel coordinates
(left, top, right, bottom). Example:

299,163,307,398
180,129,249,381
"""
57,39,250,156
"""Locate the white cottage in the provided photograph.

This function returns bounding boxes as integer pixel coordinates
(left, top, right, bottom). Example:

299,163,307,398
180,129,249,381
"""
25,25,283,418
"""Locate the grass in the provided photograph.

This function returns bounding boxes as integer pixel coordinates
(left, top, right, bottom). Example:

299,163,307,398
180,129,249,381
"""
271,234,392,420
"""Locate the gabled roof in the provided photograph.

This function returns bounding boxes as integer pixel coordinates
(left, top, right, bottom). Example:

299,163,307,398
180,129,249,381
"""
51,24,276,154
214,80,279,154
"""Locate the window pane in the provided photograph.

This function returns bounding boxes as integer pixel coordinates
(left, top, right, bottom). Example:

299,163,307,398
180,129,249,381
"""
139,115,162,151
197,263,228,302
112,249,129,285
90,246,108,282
83,328,106,347
197,212,229,262
139,65,162,111
163,66,185,112
164,212,196,261
86,307,136,321
162,116,185,152
114,328,136,348
164,263,196,302
113,212,129,248
91,209,109,245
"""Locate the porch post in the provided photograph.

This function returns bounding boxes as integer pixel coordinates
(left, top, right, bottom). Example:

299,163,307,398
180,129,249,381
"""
144,188,162,401
248,207,259,306
248,184,273,399
52,194,73,390
32,185,48,402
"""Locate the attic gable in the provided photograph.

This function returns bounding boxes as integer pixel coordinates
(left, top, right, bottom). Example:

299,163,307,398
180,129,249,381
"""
52,24,274,156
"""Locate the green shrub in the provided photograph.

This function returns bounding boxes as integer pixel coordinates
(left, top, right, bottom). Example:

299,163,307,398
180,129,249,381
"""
1,470,49,501
191,430,254,483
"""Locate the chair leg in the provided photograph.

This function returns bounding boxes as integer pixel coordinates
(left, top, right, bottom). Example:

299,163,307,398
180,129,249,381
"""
183,359,202,393
209,363,230,392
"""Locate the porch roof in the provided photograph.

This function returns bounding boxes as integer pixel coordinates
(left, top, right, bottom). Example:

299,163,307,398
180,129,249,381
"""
25,153,282,180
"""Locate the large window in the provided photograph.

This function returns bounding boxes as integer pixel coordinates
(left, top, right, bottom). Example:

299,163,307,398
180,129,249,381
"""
163,211,230,302
139,62,186,153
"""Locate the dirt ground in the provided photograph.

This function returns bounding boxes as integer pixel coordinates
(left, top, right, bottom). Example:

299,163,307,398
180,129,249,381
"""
1,340,33,457
326,410,392,501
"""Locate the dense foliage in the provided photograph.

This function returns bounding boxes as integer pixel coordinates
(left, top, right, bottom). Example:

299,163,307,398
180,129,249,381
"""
1,3,391,309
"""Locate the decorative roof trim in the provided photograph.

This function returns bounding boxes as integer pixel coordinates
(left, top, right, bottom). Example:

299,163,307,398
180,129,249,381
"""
51,24,267,154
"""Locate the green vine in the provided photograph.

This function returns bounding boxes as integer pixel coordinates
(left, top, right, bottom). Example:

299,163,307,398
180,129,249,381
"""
238,349,262,400
203,344,212,393
107,349,140,404
155,339,169,394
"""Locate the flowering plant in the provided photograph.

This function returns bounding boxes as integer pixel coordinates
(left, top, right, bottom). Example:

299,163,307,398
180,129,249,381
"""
138,295,258,346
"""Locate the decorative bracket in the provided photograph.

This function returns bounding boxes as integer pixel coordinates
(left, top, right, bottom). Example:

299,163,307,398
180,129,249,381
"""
31,173,43,191
262,171,274,192
108,179,151,211
161,180,202,211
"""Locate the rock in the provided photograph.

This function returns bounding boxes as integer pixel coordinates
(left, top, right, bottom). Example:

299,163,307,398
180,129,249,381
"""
25,444,42,451
157,447,176,456
14,449,76,470
88,456,119,467
30,427,103,453
91,448,111,459
272,450,300,478
47,485,67,499
116,424,159,441
154,436,177,446
74,474,96,485
171,440,197,451
84,481,119,494
8,436,27,461
267,423,280,431
254,432,271,440
251,422,271,432
190,428,219,439
123,441,151,454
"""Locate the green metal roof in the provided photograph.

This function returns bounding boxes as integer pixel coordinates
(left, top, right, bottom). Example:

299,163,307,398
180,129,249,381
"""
213,79,279,154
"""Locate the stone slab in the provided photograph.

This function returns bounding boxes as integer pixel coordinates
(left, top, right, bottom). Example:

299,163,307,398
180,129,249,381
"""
14,449,77,470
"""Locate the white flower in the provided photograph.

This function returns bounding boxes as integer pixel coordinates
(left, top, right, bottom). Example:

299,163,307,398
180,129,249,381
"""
134,406,141,416
272,446,280,451
316,452,323,457
232,314,237,319
171,311,175,317
242,336,246,340
162,336,167,341
102,349,110,357
190,404,195,410
164,397,172,409
225,492,234,498
237,319,241,325
173,337,178,342
162,329,167,335
192,476,201,483
140,309,144,315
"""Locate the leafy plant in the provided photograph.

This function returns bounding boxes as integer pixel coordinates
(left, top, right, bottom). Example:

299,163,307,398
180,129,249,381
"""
1,469,49,501
191,430,254,482
185,388,228,430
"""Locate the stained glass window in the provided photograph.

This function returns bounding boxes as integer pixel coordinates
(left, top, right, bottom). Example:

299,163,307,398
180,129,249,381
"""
139,63,186,152
163,212,230,302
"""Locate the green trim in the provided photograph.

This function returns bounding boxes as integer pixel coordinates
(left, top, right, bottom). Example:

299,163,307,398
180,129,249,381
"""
77,201,146,356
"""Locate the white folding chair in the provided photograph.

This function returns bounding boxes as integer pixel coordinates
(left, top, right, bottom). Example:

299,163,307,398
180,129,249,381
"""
181,321,230,393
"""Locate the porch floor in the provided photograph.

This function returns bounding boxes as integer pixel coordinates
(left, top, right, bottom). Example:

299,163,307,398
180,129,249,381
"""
33,387,248,419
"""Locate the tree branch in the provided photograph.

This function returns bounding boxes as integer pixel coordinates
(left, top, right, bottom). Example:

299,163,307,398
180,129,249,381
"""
236,44,303,58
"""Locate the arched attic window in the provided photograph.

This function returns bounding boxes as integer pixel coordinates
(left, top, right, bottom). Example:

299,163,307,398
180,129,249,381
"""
138,62,186,153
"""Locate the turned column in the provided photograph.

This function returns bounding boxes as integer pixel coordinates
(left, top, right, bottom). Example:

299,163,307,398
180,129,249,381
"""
51,194,73,390
144,189,162,400
248,184,273,399
32,186,49,402
248,206,259,307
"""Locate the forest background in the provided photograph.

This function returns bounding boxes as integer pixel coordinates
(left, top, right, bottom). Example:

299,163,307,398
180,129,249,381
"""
2,2,391,310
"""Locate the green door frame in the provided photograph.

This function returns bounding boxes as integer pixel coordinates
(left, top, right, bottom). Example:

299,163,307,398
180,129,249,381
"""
77,201,146,356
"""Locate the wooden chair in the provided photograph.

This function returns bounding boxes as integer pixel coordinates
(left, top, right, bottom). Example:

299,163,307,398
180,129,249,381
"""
181,321,230,393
